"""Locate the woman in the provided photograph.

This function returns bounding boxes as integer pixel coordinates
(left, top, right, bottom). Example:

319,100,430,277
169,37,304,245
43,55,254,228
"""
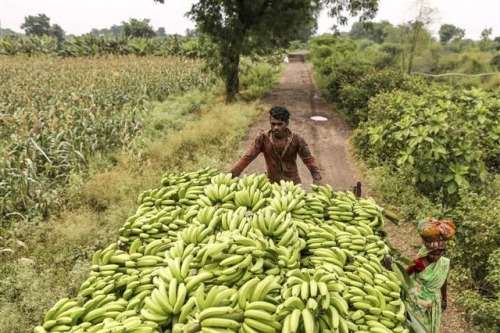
406,245,449,333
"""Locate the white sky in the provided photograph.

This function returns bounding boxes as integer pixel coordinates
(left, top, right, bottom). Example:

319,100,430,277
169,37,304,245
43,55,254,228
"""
0,0,499,40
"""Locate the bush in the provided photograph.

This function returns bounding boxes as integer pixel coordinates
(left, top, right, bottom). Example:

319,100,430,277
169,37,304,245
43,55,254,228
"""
448,175,500,294
336,68,427,126
490,53,500,70
353,87,500,203
456,290,500,333
238,60,281,101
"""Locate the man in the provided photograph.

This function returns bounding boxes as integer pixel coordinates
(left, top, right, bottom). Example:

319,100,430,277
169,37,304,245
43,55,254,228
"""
231,105,322,185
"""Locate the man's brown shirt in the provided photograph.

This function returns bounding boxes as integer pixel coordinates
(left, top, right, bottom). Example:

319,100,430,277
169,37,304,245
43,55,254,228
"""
231,128,322,184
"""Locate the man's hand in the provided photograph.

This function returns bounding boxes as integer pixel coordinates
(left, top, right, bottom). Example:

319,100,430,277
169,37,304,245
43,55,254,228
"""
313,178,322,186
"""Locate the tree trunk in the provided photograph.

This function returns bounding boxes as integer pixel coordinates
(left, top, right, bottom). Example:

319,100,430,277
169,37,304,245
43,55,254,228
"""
221,41,241,102
407,21,420,74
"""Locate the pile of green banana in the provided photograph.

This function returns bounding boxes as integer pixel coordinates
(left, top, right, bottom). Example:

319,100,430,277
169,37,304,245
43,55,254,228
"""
35,168,409,333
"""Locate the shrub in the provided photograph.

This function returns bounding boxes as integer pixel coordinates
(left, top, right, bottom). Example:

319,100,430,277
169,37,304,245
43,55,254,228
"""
353,87,500,202
336,68,427,126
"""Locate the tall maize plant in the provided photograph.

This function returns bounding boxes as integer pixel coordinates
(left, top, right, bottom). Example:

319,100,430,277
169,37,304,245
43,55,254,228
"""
0,55,218,224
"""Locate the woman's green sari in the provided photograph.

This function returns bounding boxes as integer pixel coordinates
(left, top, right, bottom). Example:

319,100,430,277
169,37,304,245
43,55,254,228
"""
408,246,450,333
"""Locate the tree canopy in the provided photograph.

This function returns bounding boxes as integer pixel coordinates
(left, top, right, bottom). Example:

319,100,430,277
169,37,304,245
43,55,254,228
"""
122,18,156,38
349,21,392,43
20,13,65,41
153,0,379,101
438,24,465,43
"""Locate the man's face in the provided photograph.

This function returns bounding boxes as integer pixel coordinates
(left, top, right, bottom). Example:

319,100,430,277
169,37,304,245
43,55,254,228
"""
270,116,288,138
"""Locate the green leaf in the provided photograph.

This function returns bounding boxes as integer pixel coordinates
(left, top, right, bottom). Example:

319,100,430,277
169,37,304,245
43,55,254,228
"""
392,261,411,292
443,174,454,182
408,155,415,165
455,174,464,185
369,134,380,145
447,181,457,194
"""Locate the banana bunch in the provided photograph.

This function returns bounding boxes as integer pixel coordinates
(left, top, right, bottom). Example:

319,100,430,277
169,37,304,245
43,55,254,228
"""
219,206,249,233
79,271,131,299
179,224,215,245
277,269,349,333
164,241,198,261
211,172,238,187
119,205,185,246
352,198,386,231
237,275,283,308
200,233,269,284
277,294,350,333
327,195,355,227
203,183,237,205
136,185,179,211
309,183,335,199
178,183,206,206
303,193,326,224
308,247,347,274
162,167,218,187
334,228,388,259
156,256,196,286
237,173,271,193
173,285,243,332
192,206,224,229
282,269,346,312
268,190,306,214
305,224,338,250
241,301,281,333
250,208,294,238
36,297,86,332
234,185,267,212
141,276,185,324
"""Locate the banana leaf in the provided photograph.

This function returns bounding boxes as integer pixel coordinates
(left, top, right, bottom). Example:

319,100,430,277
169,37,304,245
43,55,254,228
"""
406,305,430,333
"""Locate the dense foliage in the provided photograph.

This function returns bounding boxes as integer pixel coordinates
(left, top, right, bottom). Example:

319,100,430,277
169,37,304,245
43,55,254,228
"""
353,88,500,201
0,34,212,58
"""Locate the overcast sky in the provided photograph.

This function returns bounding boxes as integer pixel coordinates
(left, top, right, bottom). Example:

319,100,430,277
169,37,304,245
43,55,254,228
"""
1,0,499,40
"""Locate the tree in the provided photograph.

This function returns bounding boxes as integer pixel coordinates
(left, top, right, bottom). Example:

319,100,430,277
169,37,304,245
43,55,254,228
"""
21,14,52,36
406,0,436,74
49,24,65,42
153,0,378,101
20,13,66,41
349,20,392,43
110,25,123,36
480,28,493,51
480,27,492,41
156,27,166,37
122,19,155,38
438,24,465,43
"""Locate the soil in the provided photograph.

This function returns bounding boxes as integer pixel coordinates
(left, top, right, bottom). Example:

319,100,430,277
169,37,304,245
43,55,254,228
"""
234,53,474,332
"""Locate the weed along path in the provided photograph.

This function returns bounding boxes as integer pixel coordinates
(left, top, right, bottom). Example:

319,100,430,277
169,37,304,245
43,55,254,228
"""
232,54,473,332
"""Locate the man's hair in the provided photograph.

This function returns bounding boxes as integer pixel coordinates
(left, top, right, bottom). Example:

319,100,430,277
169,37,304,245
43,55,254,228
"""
269,106,290,122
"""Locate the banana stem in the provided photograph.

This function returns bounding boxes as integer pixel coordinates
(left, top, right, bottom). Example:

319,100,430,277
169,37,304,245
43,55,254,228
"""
185,323,201,333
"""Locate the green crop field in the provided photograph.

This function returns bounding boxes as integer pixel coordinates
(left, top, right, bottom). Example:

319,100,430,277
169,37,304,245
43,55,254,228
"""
0,55,218,222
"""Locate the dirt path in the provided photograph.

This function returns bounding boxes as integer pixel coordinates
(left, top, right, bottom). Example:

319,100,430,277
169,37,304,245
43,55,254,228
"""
233,55,473,332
